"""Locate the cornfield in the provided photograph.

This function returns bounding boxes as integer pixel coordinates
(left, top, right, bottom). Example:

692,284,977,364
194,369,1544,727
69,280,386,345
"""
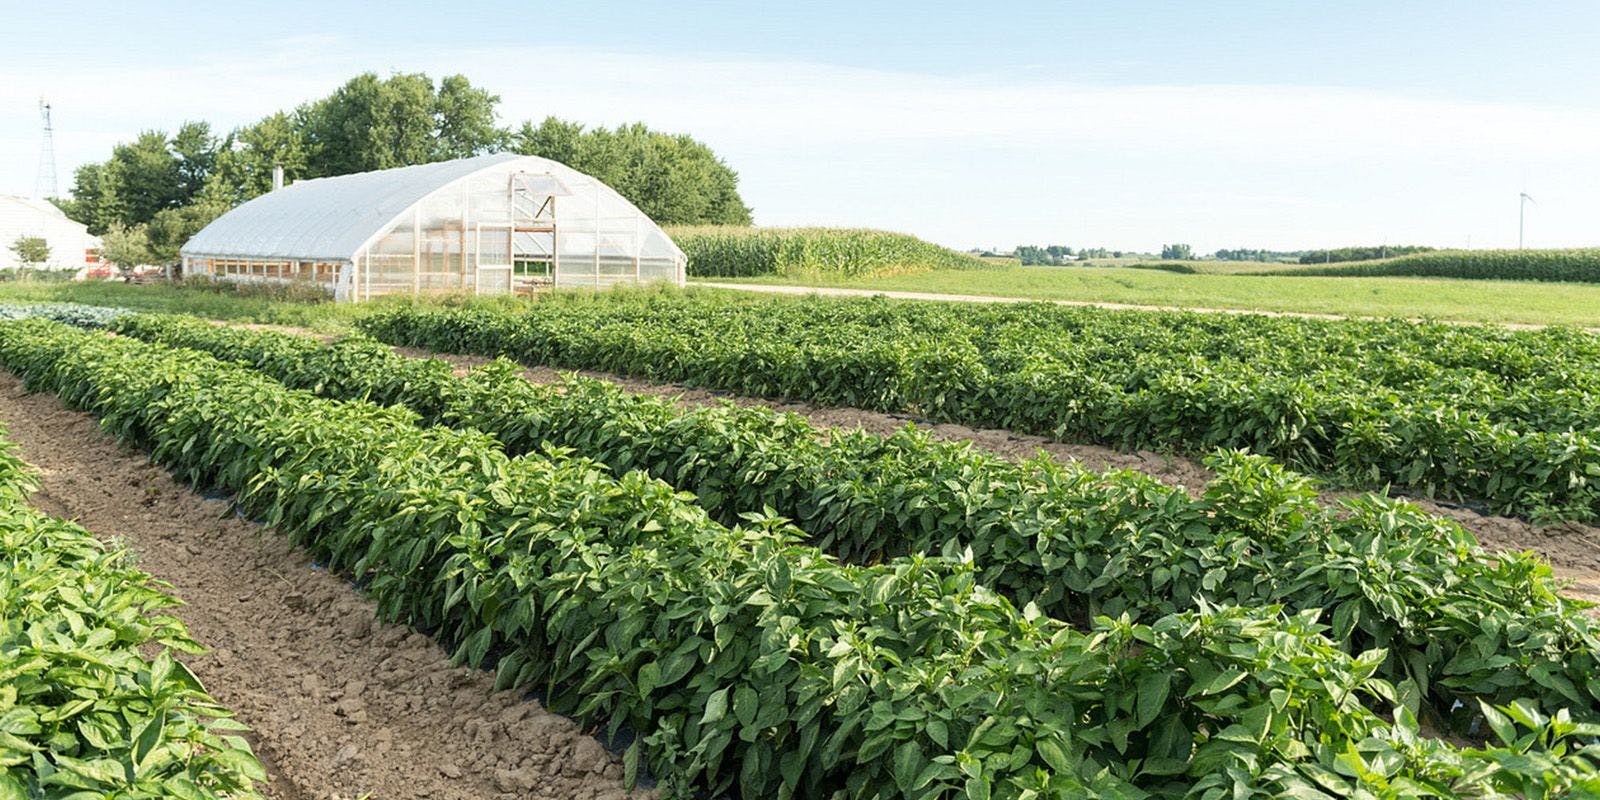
1280,248,1600,282
666,225,991,279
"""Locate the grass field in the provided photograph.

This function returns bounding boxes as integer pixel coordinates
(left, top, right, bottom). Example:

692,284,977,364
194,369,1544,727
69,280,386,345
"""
696,265,1600,326
9,268,1600,329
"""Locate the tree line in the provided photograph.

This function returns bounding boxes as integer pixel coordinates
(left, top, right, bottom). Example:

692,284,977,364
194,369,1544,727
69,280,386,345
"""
1007,243,1440,266
1013,245,1129,265
56,72,754,266
1296,245,1433,264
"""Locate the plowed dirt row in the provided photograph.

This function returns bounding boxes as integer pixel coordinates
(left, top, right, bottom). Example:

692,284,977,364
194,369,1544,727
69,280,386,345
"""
0,371,649,800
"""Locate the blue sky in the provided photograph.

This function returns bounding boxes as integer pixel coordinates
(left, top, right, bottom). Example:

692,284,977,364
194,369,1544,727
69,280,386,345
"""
4,1,1599,251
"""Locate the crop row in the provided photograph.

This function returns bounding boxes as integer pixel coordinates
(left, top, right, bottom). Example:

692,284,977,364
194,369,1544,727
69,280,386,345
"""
0,301,131,328
7,317,1598,798
667,226,991,279
0,422,264,798
105,311,1600,734
1281,248,1600,283
354,290,1600,521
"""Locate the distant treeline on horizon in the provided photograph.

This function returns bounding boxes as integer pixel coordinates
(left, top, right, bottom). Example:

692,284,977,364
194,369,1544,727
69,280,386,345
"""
990,244,1436,266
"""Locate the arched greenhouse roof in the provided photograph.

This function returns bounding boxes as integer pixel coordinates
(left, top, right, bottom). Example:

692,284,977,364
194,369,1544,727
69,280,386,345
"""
180,152,685,264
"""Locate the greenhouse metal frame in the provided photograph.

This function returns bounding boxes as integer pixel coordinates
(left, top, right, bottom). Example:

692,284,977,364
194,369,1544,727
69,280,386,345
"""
181,153,686,301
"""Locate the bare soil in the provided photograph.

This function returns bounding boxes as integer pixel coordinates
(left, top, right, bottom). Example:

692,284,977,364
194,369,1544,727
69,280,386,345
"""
0,371,648,800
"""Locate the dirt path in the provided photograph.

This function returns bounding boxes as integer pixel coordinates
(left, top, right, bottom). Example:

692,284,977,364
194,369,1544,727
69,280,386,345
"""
0,371,648,800
691,281,1589,332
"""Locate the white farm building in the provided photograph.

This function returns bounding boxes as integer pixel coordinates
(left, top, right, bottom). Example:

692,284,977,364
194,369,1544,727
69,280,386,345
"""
0,195,101,271
182,153,687,302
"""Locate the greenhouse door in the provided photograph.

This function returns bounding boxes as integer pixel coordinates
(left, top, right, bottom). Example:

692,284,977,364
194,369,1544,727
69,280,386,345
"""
509,173,561,291
474,222,514,295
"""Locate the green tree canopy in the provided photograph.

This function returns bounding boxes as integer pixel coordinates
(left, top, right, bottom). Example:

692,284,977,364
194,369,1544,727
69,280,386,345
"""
99,224,154,272
511,117,753,225
55,163,119,235
9,235,50,267
57,71,753,260
301,72,504,176
204,111,311,206
60,124,218,235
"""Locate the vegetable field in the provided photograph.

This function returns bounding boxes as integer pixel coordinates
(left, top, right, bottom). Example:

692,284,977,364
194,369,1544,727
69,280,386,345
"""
9,308,1600,796
357,289,1600,522
0,422,265,797
104,312,1600,728
7,300,1600,798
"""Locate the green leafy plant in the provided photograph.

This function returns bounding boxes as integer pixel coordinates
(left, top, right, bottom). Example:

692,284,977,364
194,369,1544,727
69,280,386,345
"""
102,311,1600,733
0,422,265,798
15,318,1600,798
352,290,1600,524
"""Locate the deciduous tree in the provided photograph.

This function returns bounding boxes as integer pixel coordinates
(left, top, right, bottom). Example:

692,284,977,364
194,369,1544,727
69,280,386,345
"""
8,235,50,269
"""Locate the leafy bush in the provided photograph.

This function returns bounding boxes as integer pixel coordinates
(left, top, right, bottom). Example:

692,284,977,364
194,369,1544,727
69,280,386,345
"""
668,226,991,279
0,302,133,328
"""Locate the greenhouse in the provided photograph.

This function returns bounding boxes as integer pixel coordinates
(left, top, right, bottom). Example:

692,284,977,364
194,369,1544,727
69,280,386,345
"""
181,153,686,301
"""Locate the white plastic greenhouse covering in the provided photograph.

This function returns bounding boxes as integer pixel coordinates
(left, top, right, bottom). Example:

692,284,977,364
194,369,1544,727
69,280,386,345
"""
181,152,686,301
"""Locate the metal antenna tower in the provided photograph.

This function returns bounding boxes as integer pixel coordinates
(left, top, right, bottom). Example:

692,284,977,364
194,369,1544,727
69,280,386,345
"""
35,98,58,200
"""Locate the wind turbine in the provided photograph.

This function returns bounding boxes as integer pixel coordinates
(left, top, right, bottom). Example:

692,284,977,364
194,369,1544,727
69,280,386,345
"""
1519,191,1536,250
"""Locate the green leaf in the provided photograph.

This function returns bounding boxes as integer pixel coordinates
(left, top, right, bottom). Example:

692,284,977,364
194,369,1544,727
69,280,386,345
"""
623,739,640,788
733,685,759,729
637,661,660,696
1036,737,1073,773
893,740,924,792
1137,671,1170,728
0,774,28,800
701,687,730,726
767,557,792,595
1479,701,1516,746
132,711,166,771
965,776,991,800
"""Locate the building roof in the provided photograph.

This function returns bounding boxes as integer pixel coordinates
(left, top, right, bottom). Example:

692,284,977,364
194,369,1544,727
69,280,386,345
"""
2,195,72,219
182,153,518,262
180,153,684,264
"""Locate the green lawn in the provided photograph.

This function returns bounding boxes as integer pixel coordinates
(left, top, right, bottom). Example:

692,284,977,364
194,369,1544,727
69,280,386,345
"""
697,266,1600,327
8,268,1600,329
